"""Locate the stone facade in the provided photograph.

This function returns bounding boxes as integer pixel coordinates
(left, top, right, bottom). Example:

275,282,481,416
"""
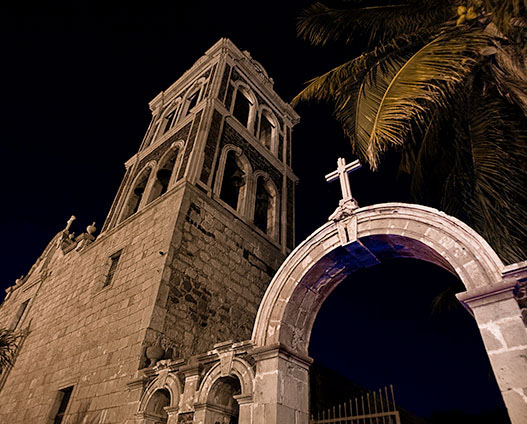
1,38,526,424
0,38,299,424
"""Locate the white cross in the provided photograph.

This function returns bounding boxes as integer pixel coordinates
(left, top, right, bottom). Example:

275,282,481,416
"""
325,158,362,202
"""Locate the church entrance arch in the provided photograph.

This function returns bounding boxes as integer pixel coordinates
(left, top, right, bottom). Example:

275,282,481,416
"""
250,203,527,424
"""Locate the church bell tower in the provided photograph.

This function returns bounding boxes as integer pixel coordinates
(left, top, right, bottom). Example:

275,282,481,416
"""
101,38,299,359
0,38,299,424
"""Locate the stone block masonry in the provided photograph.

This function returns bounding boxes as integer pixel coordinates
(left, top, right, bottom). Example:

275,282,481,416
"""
0,183,188,423
159,184,285,359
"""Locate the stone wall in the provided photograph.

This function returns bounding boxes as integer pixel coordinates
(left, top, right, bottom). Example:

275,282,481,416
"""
157,184,285,359
0,186,186,423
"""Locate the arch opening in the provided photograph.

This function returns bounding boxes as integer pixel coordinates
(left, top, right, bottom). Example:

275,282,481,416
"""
308,256,509,421
220,151,247,211
144,388,171,423
281,234,461,354
148,147,180,203
121,166,153,221
249,203,523,424
232,87,254,129
206,376,241,424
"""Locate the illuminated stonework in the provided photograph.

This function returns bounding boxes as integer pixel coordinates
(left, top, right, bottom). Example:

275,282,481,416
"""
1,39,525,424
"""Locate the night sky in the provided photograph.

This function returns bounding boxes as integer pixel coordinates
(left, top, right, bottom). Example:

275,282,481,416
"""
0,2,509,421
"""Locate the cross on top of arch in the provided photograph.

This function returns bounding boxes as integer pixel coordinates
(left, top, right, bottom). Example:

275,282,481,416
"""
325,158,361,202
325,157,362,221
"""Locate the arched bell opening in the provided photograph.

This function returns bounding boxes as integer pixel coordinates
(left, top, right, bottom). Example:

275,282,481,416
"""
253,175,279,241
147,147,181,204
220,151,247,212
144,388,171,423
121,166,153,222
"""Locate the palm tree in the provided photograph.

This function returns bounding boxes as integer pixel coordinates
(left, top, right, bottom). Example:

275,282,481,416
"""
293,0,527,264
0,328,24,373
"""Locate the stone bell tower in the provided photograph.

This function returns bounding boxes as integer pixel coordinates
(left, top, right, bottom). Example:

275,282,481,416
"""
0,38,299,424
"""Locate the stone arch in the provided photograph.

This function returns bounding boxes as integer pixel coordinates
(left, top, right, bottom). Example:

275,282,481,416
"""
231,82,257,133
195,358,255,424
253,203,504,352
181,77,207,118
197,358,254,404
214,145,253,218
141,109,163,150
250,171,279,242
160,97,182,136
256,106,278,153
137,373,182,423
146,140,185,203
250,203,527,424
119,162,156,222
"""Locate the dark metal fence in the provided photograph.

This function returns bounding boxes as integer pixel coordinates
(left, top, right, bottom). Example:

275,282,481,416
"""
310,385,401,424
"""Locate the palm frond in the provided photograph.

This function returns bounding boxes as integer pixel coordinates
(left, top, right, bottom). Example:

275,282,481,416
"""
405,109,443,201
482,0,527,40
441,91,527,263
489,44,527,115
355,29,489,169
292,32,427,107
0,328,24,372
297,1,453,46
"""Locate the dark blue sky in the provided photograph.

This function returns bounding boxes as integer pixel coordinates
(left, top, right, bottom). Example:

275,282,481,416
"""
0,2,509,421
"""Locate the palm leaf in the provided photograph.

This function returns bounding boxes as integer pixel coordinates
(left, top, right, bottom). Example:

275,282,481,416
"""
482,0,527,40
489,44,527,115
297,1,453,46
441,90,527,263
0,329,24,372
355,29,489,169
292,32,427,107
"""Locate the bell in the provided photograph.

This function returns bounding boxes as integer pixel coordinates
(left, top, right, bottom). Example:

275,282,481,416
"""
157,168,172,186
230,169,245,187
134,186,145,196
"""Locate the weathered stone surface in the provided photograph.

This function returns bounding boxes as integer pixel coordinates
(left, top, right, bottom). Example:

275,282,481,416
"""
0,38,299,424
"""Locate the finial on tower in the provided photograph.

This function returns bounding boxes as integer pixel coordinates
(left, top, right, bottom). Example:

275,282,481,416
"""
64,215,76,233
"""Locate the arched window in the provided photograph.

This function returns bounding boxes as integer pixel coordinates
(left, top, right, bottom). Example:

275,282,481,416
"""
144,389,171,423
121,166,152,221
147,146,181,203
253,176,278,239
232,86,255,130
162,100,181,135
181,78,206,119
258,111,276,151
185,90,199,113
220,151,247,211
142,116,160,150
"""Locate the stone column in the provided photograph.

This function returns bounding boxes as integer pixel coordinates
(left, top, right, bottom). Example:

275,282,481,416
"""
126,369,154,424
457,277,527,424
234,393,253,424
251,344,312,424
176,361,201,423
165,406,179,424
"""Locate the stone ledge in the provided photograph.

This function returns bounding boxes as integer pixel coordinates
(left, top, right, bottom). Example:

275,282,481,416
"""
457,279,518,308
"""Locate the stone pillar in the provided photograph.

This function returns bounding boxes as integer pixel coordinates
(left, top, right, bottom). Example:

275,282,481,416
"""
457,278,527,424
126,369,154,424
234,393,253,424
177,361,201,423
165,406,179,424
251,344,312,424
